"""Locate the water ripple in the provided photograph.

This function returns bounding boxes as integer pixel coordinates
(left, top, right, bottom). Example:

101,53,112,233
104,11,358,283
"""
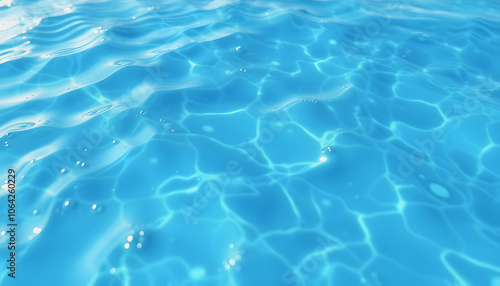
1,0,499,285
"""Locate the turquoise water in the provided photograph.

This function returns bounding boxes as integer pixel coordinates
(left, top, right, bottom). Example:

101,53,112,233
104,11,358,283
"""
1,0,500,285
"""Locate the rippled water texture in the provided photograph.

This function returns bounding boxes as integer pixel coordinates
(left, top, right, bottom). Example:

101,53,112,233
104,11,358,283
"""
1,0,500,285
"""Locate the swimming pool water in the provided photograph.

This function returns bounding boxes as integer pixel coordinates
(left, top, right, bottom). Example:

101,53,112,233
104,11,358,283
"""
1,0,500,285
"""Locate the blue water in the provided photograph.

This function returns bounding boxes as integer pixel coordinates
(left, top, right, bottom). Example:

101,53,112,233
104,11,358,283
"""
1,0,500,285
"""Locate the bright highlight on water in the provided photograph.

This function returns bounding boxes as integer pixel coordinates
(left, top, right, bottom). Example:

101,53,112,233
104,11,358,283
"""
0,0,499,285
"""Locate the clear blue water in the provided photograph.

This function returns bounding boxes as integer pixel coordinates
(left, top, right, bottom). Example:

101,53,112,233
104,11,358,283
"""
1,0,500,285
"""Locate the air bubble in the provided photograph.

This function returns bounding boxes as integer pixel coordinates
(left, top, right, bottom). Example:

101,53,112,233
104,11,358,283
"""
429,183,450,198
91,203,102,213
321,146,332,153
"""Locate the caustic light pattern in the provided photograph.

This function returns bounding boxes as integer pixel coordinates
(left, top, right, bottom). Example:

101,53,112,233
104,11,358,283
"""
0,0,500,286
